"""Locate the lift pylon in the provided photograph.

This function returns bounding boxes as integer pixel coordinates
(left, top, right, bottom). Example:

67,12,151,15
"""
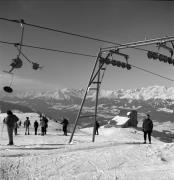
69,36,174,143
69,50,109,143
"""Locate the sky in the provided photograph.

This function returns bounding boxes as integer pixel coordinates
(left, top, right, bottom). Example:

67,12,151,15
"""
1,0,174,91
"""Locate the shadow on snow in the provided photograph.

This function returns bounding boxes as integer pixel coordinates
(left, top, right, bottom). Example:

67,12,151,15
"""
135,127,174,143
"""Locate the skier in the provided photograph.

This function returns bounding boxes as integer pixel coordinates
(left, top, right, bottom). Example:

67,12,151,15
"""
142,114,153,144
24,117,31,135
6,56,23,73
18,120,22,126
14,121,19,135
95,120,100,135
61,118,69,136
34,120,39,135
43,116,48,135
4,110,19,145
40,117,45,136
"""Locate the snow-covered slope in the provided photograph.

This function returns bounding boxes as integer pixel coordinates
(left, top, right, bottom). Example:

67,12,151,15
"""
1,112,174,180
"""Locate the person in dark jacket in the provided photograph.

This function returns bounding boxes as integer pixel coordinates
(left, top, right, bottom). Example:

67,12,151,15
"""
34,120,39,135
43,116,48,135
142,114,153,144
4,110,19,145
95,120,100,135
18,120,22,126
14,121,19,135
24,117,31,135
40,117,45,136
61,118,69,136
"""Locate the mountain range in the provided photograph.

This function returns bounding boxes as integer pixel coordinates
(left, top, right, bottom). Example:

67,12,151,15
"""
0,85,174,127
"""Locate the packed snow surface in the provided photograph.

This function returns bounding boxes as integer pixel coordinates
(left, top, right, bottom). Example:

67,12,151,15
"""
0,113,174,180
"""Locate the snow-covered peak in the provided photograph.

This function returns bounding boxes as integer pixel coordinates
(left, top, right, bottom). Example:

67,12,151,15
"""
1,85,174,101
116,85,174,100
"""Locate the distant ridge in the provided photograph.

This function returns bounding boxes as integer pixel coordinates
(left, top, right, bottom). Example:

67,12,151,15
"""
1,86,174,101
0,101,33,113
1,85,174,127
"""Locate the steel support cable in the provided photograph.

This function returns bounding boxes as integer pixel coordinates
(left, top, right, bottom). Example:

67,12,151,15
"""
18,23,25,57
0,17,151,52
16,46,33,64
0,17,119,44
130,64,174,82
0,40,97,58
0,40,14,45
1,18,174,54
22,44,97,58
0,40,174,82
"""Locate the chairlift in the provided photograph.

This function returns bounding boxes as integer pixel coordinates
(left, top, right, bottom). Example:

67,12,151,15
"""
2,72,14,93
4,56,23,74
3,86,13,93
32,62,42,70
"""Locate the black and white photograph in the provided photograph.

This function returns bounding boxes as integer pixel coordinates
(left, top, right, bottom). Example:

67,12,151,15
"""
1,0,174,179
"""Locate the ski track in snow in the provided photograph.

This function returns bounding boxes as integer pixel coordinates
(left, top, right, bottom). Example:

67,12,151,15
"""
0,113,174,180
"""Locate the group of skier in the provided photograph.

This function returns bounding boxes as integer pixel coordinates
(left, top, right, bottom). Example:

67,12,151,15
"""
23,115,49,136
2,112,48,145
2,110,71,145
12,115,48,136
2,110,153,146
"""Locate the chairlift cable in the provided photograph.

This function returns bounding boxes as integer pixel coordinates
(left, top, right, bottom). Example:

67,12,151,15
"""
0,40,97,58
131,64,174,82
21,43,97,57
0,17,123,45
18,23,24,57
0,17,156,53
16,46,33,64
0,40,14,45
9,73,14,87
0,40,174,82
